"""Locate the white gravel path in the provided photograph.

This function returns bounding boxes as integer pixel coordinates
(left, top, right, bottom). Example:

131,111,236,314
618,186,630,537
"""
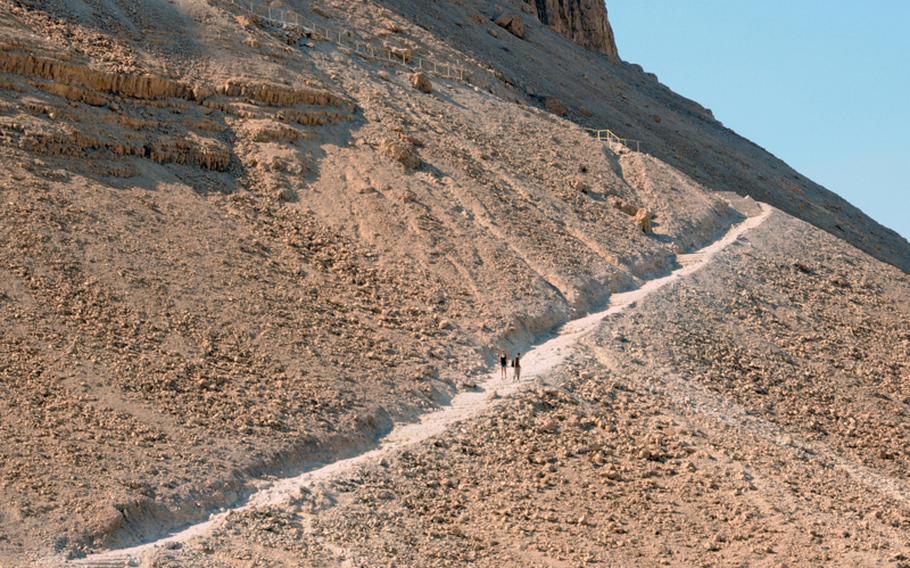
63,202,772,568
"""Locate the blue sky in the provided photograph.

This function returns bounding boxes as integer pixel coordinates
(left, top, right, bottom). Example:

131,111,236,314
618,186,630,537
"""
608,0,910,240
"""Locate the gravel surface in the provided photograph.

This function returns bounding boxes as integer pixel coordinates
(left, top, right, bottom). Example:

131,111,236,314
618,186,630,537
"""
0,0,907,565
147,210,910,568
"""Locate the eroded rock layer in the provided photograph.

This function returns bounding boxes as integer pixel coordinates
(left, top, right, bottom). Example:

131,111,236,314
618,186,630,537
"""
526,0,619,58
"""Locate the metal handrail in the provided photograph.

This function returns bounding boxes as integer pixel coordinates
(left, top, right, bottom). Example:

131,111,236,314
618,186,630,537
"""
223,0,467,81
221,1,641,152
585,128,641,152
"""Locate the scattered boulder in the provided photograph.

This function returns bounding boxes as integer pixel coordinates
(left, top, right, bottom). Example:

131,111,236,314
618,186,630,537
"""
382,18,402,34
634,208,653,234
603,466,622,481
410,72,433,94
277,187,297,202
794,262,815,275
379,135,420,169
544,96,568,116
494,14,526,39
569,177,588,194
86,505,127,538
609,196,638,217
396,188,417,202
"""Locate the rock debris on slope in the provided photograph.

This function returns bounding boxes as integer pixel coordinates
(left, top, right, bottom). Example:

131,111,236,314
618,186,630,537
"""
161,211,910,568
0,0,907,566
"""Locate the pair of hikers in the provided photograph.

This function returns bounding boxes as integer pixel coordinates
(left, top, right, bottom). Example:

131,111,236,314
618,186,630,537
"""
499,351,521,382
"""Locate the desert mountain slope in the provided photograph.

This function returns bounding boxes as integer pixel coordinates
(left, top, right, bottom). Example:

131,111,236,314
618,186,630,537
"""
160,207,910,568
0,0,906,566
378,0,910,272
1,0,733,562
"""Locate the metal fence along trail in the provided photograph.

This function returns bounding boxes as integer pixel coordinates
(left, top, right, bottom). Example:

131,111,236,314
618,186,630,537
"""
222,0,467,81
585,128,641,152
218,1,641,152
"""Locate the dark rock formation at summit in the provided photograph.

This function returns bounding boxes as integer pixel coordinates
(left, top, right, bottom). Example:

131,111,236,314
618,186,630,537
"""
526,0,619,59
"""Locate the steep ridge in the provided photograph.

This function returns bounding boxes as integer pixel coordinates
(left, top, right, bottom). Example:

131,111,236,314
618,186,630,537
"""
78,203,910,568
139,208,909,568
377,0,910,272
525,0,619,58
0,0,738,563
0,0,906,565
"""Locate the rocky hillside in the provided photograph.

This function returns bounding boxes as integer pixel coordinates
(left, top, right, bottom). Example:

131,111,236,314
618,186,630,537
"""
163,207,910,568
0,0,906,566
0,0,735,563
382,0,909,273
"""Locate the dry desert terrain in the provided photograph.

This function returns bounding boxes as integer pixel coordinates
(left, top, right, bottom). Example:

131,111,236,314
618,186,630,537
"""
0,0,907,566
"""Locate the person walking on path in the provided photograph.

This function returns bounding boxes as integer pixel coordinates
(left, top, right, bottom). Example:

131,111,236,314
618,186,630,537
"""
499,351,509,381
512,353,521,382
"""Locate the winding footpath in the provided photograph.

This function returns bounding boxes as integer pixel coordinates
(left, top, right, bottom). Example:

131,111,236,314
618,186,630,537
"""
62,202,772,568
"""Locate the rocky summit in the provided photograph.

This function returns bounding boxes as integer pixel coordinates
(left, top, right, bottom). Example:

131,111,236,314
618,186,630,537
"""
526,0,619,58
0,1,907,567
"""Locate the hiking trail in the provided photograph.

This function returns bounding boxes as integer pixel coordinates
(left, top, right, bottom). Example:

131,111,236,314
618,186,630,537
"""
61,201,772,568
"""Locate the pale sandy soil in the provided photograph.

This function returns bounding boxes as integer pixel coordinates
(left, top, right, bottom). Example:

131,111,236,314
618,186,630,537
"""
0,0,737,561
145,209,909,568
0,0,907,566
59,193,771,568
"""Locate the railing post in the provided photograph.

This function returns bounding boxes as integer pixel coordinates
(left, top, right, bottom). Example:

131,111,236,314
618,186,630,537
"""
229,2,470,85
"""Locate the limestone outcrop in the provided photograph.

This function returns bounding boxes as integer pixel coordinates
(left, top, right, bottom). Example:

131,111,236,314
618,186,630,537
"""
217,79,349,108
0,51,195,100
0,48,355,175
525,0,619,59
0,50,349,109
